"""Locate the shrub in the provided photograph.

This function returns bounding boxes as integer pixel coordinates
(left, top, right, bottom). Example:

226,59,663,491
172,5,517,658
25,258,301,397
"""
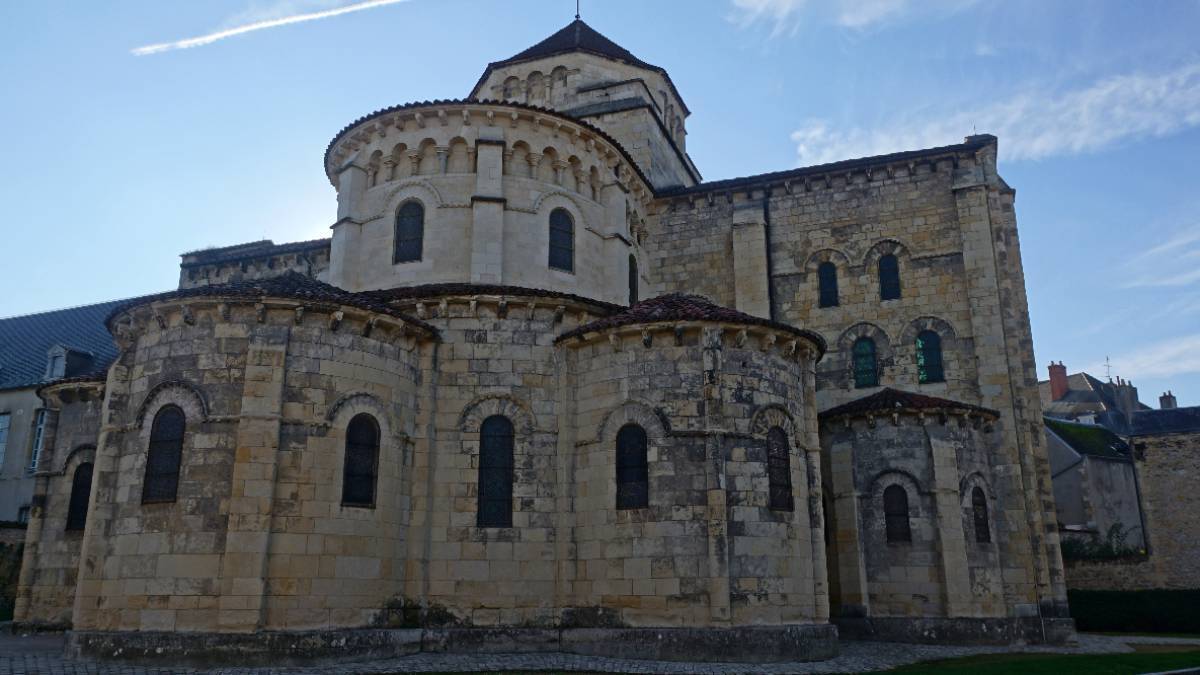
1061,523,1144,562
0,542,22,621
1068,589,1200,633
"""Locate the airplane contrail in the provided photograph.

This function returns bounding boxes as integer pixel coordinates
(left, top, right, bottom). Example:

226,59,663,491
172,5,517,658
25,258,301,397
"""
132,0,412,56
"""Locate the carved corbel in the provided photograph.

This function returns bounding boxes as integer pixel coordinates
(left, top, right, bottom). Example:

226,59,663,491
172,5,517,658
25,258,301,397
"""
363,316,378,337
608,333,621,351
462,109,471,126
509,112,519,128
735,329,748,348
415,302,427,319
553,305,565,323
294,306,305,325
497,299,508,318
414,112,425,128
761,333,776,352
526,301,536,320
181,305,194,326
218,303,230,320
468,299,478,316
255,303,267,323
486,110,495,126
438,299,448,316
784,339,798,357
437,109,448,126
673,325,686,346
329,311,344,331
641,329,652,348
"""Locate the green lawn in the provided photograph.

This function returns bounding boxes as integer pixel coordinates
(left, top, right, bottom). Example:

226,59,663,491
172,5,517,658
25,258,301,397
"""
884,648,1200,674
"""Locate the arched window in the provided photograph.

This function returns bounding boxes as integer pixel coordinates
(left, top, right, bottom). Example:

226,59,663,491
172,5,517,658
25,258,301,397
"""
342,414,380,508
883,484,911,543
766,427,794,511
615,424,648,509
65,461,93,531
477,415,514,528
818,261,839,308
879,254,901,300
628,255,639,305
549,208,574,272
972,486,991,543
143,405,185,504
852,337,878,388
916,330,945,383
394,201,424,263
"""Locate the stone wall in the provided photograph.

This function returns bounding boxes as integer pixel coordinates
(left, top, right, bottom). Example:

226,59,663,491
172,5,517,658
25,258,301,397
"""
14,383,104,626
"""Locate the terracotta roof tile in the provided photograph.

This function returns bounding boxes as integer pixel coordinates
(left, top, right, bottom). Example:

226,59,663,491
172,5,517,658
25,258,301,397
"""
555,293,826,355
819,387,999,420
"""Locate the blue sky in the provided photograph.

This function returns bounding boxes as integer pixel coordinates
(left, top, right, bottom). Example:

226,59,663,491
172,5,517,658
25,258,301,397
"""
1,0,1198,404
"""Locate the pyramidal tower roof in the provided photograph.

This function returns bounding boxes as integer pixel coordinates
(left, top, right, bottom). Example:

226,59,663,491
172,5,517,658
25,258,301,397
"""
499,18,661,72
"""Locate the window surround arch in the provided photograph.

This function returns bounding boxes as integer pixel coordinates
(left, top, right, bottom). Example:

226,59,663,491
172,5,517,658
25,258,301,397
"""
459,396,534,529
393,198,426,264
750,404,805,513
57,444,96,532
865,470,925,545
899,316,960,386
959,472,996,545
863,239,911,302
804,249,851,309
326,391,402,512
134,380,208,431
835,322,893,390
142,404,186,504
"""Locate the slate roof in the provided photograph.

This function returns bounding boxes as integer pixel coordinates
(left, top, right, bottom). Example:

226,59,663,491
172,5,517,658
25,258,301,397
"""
658,136,997,199
0,299,127,391
1129,406,1200,436
471,19,690,115
1040,371,1152,418
555,293,826,355
181,238,330,268
1044,416,1131,461
819,387,999,421
363,283,623,313
106,272,437,336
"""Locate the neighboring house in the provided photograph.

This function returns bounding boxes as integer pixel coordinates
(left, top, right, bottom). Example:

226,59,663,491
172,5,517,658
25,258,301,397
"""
1045,416,1143,548
1040,361,1199,590
0,301,123,522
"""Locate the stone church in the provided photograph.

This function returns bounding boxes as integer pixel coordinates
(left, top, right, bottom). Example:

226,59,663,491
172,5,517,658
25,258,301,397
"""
13,19,1073,663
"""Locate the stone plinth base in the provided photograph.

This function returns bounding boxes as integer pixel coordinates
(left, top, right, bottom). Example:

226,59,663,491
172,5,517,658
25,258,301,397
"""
834,616,1077,645
67,624,839,666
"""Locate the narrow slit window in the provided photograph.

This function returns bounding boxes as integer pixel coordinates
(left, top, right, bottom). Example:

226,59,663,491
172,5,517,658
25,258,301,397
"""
549,208,574,272
852,337,878,388
615,424,648,509
628,254,639,306
879,254,901,300
972,486,991,544
767,427,794,511
477,415,514,527
818,261,839,308
65,461,94,531
342,414,380,508
143,406,185,504
916,330,945,383
394,201,424,263
884,484,912,543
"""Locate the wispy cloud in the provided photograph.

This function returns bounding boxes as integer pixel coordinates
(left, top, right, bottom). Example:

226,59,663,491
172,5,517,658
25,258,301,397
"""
1084,333,1200,381
1121,224,1200,288
788,61,1200,165
730,0,971,33
132,0,411,56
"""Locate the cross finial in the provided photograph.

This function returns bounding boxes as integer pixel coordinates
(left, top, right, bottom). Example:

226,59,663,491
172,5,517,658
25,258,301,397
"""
1104,356,1112,381
576,0,581,19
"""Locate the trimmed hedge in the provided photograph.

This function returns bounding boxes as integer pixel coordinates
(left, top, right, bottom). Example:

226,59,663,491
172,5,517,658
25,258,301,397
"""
0,542,21,621
1068,589,1200,633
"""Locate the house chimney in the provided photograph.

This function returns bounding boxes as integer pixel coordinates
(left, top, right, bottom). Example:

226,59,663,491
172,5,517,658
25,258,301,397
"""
1113,378,1140,421
1160,391,1178,410
1048,361,1069,401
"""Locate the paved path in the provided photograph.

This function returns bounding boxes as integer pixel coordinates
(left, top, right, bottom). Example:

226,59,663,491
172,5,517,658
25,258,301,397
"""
1,632,1198,674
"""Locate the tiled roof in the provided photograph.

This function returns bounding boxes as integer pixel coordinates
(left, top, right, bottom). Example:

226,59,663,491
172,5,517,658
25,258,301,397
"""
658,136,997,199
819,387,999,420
555,293,826,354
1044,416,1131,461
105,272,437,336
471,19,690,115
1130,406,1200,436
1040,371,1152,418
363,283,623,313
181,238,330,268
0,299,127,391
323,99,654,191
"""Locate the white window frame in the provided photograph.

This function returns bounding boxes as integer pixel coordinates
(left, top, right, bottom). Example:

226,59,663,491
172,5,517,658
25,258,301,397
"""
0,413,9,470
27,409,46,475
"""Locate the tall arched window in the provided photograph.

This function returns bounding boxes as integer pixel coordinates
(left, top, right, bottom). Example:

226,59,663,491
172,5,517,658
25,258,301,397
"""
883,484,911,543
342,414,380,508
766,427,794,511
916,330,945,383
65,461,93,531
852,337,878,388
972,486,991,543
143,405,185,504
628,255,639,306
818,262,839,308
549,208,574,272
615,424,648,509
477,415,514,528
879,254,901,300
394,201,424,263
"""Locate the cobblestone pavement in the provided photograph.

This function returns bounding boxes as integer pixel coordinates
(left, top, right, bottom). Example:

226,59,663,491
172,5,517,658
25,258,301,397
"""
2,633,1199,675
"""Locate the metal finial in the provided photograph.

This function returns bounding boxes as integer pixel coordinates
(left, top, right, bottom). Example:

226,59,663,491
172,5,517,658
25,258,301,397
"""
576,0,581,19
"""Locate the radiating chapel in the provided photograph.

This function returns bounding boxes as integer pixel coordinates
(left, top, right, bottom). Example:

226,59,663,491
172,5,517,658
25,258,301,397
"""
14,19,1075,663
